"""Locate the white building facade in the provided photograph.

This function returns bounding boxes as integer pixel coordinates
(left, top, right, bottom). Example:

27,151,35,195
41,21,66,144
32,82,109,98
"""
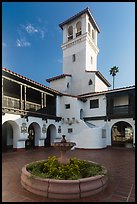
2,7,135,152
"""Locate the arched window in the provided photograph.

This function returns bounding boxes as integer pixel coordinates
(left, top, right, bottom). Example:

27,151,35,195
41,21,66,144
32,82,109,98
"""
76,21,81,37
67,82,70,89
92,29,95,40
88,23,91,35
68,26,73,41
89,79,93,85
91,56,93,64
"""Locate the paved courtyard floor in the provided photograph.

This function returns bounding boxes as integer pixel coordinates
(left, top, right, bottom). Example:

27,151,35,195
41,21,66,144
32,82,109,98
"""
2,147,135,202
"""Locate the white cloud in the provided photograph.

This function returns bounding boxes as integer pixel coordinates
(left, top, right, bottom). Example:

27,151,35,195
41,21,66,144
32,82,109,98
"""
16,38,31,47
20,23,46,39
25,24,38,34
2,42,7,47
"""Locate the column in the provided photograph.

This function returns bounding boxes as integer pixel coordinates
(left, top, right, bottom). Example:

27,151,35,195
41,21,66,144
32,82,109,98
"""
24,86,26,110
44,93,46,107
2,77,3,107
41,92,43,108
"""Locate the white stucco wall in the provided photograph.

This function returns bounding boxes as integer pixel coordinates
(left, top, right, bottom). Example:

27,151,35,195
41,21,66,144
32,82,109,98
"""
2,113,62,149
84,94,106,117
50,76,72,94
95,75,109,92
87,117,135,147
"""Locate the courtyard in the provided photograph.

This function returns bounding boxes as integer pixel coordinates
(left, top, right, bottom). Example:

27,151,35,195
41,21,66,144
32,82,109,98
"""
2,147,135,202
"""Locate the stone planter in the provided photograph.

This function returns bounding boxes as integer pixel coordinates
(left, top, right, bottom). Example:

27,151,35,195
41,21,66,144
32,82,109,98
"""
21,161,108,199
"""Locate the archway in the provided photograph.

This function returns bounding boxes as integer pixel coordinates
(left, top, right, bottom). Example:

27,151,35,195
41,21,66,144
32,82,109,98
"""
26,122,40,149
2,120,20,152
45,124,56,147
111,121,133,148
80,109,84,120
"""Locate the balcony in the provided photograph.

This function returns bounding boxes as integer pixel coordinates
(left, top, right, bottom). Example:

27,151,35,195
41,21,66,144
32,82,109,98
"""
3,95,41,111
68,35,73,41
113,105,129,115
3,95,56,117
76,31,81,37
3,96,20,110
26,101,41,111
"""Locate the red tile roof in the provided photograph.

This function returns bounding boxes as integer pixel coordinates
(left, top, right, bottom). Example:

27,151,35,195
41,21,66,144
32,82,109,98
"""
85,70,111,87
59,7,100,33
78,85,135,98
46,74,72,83
2,67,63,95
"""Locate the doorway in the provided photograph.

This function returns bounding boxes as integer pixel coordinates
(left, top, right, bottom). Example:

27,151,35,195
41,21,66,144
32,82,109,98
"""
2,121,13,152
45,124,56,147
111,121,133,148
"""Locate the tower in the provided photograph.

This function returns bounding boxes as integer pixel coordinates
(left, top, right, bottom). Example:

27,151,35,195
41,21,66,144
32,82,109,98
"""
47,7,111,94
59,7,100,75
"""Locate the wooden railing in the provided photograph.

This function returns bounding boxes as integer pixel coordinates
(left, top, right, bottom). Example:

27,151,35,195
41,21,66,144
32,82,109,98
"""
26,101,41,111
3,96,20,110
113,105,129,115
3,96,41,111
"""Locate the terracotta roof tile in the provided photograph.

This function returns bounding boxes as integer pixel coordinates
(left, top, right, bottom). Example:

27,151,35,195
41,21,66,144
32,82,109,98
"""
46,74,72,83
59,7,100,33
2,67,63,95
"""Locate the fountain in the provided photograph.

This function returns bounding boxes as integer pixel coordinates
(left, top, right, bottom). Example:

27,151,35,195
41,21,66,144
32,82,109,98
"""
21,135,108,199
51,135,76,164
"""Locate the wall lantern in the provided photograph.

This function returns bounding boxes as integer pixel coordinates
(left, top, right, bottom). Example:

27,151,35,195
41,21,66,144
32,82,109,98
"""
58,126,61,133
42,124,47,133
21,123,27,133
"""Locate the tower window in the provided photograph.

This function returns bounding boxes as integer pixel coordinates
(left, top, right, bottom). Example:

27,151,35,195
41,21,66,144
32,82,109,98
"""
67,82,70,89
76,21,82,37
88,23,91,35
90,99,99,109
91,56,93,64
68,26,73,41
72,54,76,62
88,79,93,85
92,29,95,39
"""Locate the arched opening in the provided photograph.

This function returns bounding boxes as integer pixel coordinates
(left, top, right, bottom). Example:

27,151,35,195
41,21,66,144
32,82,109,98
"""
45,124,56,147
26,122,40,149
89,79,93,85
76,21,81,37
92,29,95,40
2,120,19,152
68,26,73,41
80,109,84,120
111,121,133,148
88,23,91,35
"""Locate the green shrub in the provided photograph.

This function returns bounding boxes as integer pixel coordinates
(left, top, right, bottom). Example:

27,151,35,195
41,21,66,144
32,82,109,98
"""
26,156,104,180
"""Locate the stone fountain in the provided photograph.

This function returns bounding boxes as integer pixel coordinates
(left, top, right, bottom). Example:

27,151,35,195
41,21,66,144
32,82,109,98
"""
51,135,76,164
21,135,108,199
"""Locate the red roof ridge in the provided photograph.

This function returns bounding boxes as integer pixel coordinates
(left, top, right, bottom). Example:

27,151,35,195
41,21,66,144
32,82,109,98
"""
46,73,72,83
2,67,63,95
78,85,135,98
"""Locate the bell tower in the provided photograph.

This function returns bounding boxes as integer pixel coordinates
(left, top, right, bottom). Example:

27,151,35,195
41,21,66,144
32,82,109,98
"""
47,7,110,95
59,7,100,75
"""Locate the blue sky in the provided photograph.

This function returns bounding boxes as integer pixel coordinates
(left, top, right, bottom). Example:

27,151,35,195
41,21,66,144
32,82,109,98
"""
2,2,135,90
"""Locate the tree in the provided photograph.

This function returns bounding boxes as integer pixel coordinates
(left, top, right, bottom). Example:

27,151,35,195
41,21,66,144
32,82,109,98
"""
109,66,119,89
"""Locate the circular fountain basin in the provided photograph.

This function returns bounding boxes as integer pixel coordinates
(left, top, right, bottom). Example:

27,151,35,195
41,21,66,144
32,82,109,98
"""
21,161,108,199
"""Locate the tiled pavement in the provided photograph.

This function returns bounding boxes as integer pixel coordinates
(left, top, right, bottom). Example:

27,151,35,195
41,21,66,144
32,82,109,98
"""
2,147,135,202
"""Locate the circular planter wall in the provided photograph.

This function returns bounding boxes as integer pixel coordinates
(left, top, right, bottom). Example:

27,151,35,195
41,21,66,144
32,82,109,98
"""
21,161,108,199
